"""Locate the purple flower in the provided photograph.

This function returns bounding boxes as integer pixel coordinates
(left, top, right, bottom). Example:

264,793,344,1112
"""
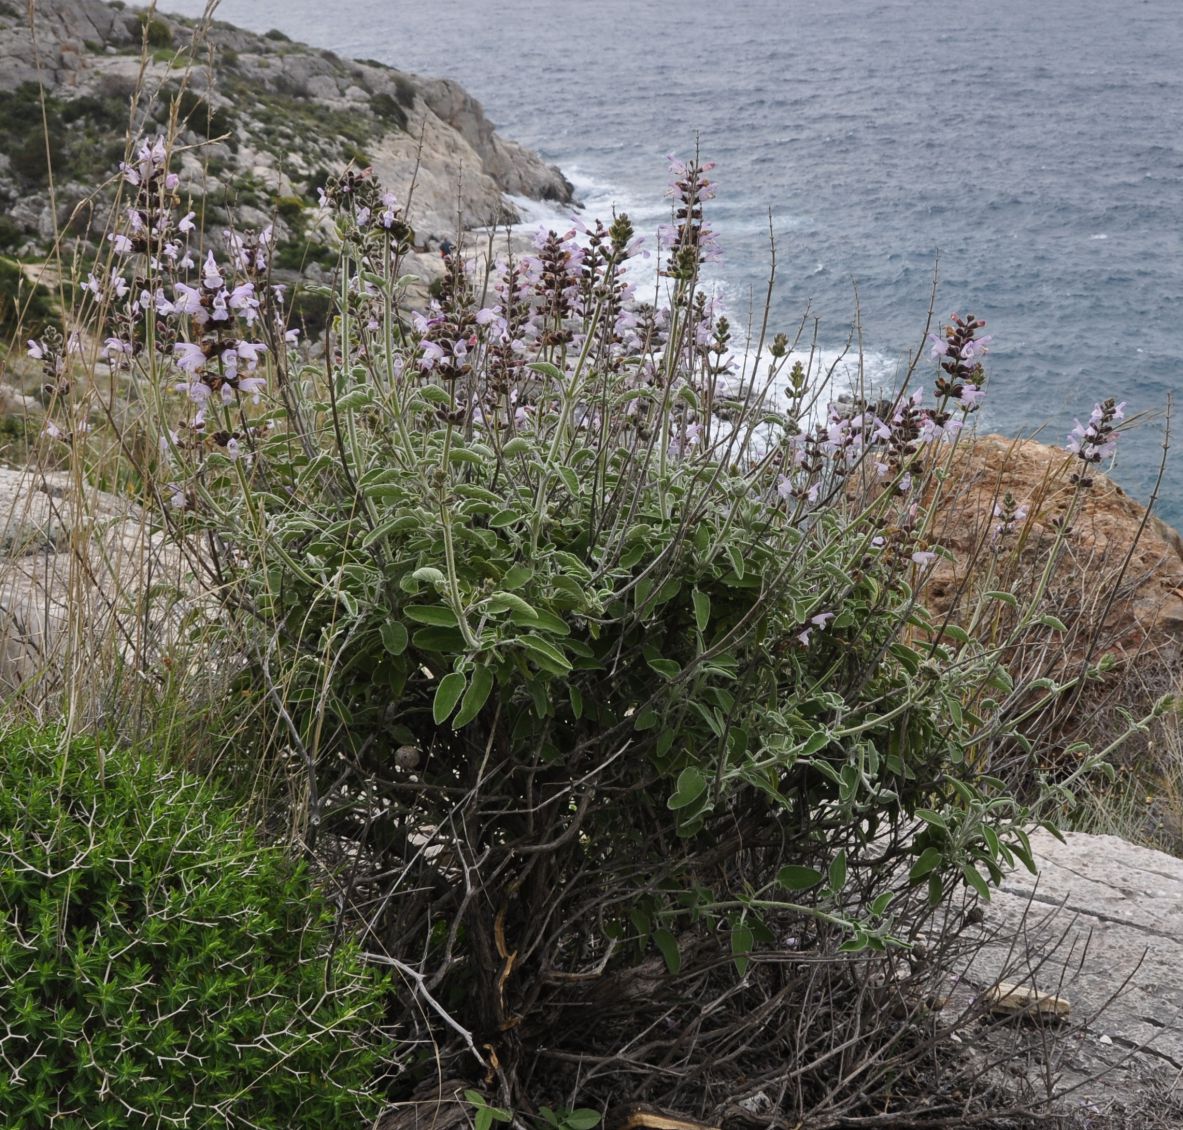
960,384,986,408
235,340,266,366
911,550,938,567
178,211,196,234
797,611,834,648
228,282,258,321
171,283,205,317
419,340,446,371
174,342,207,373
201,252,224,290
238,375,265,403
175,379,212,406
960,335,992,362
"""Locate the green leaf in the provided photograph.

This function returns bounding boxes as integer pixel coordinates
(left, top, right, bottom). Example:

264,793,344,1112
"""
501,564,533,589
379,622,408,656
361,515,418,547
565,1112,602,1130
984,590,1018,608
909,846,943,882
412,566,446,585
489,509,522,528
647,657,681,679
870,891,894,917
725,543,745,580
619,543,647,569
419,385,452,405
961,863,992,901
516,634,572,674
528,360,565,382
453,666,494,729
501,437,531,458
914,808,948,830
488,591,538,618
335,387,373,411
776,865,823,891
433,672,467,725
653,928,680,974
529,610,571,636
798,730,831,757
692,589,710,633
412,626,466,652
404,604,459,626
828,850,847,893
1039,614,1068,632
731,923,754,977
839,932,870,954
632,708,658,731
449,447,485,466
568,683,584,719
667,766,707,810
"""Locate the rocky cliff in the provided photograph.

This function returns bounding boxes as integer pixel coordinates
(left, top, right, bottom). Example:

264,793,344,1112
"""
0,0,573,288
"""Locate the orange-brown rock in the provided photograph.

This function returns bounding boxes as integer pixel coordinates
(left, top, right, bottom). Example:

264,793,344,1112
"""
925,434,1183,659
921,434,1183,846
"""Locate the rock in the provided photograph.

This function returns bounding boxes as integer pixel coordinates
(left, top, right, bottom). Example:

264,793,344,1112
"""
0,0,574,275
0,384,42,418
953,829,1183,1121
929,435,1183,654
925,434,1183,845
0,467,182,695
412,74,573,202
985,980,1072,1021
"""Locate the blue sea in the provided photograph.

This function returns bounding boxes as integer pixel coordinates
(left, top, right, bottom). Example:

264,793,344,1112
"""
164,0,1183,523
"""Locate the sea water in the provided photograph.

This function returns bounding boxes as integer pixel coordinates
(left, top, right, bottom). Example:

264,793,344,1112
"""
163,0,1183,521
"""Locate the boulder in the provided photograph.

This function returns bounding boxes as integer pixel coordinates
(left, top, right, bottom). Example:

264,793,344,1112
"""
927,434,1183,655
0,0,574,273
924,434,1183,848
0,467,182,698
953,828,1183,1124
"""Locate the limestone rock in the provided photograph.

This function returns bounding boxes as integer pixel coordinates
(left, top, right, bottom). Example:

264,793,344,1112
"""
0,466,182,696
925,435,1183,846
955,829,1183,1120
0,0,574,272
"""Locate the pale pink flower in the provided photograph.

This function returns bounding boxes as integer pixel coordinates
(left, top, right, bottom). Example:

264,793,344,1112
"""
174,342,207,373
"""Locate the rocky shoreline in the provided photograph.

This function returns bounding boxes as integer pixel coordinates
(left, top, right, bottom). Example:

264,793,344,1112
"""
0,0,574,302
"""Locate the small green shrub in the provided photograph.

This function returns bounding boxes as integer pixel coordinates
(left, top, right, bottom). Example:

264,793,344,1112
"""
0,212,27,253
273,192,306,223
138,13,173,48
0,256,59,340
174,88,235,141
392,74,417,108
0,726,391,1127
370,91,408,131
